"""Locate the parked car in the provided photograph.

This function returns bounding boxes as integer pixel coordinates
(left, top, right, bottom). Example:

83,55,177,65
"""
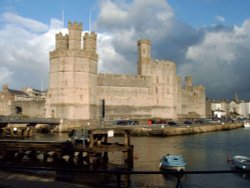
113,120,139,126
194,119,205,124
127,120,139,125
168,121,177,126
183,121,192,125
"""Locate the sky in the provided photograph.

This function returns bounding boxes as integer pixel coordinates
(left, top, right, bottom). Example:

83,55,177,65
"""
0,0,250,100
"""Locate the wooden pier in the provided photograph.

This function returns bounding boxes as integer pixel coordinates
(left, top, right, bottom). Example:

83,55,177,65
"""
0,128,133,170
0,117,60,138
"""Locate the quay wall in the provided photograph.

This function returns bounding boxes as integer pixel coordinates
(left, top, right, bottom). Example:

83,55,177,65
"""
124,123,243,136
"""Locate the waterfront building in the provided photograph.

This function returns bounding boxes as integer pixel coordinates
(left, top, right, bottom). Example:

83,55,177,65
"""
45,21,206,121
208,93,250,118
0,84,45,117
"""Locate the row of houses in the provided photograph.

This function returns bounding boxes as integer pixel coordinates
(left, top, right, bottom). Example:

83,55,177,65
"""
0,84,249,119
207,93,250,119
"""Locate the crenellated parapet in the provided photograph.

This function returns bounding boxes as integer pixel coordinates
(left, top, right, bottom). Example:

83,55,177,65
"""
49,49,98,61
51,21,98,61
55,32,68,50
68,21,82,50
68,21,83,31
84,32,97,52
97,73,151,88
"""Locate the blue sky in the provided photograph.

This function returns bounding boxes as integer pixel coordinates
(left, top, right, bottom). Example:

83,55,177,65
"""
0,0,96,27
0,0,250,100
168,0,250,27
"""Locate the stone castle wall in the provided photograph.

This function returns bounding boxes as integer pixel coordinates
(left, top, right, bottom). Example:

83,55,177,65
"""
13,100,45,117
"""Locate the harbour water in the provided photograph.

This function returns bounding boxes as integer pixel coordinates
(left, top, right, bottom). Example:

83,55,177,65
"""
33,127,250,187
128,127,250,187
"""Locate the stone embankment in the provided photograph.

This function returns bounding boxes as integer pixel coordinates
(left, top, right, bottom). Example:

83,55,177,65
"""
118,123,243,136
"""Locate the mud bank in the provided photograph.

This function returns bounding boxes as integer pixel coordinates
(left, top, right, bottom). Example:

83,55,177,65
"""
121,123,243,136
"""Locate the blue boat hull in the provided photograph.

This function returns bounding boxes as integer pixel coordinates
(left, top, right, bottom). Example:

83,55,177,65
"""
159,155,186,171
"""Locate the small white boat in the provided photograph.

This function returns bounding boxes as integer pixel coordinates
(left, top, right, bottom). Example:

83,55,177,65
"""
244,121,250,128
159,154,186,171
232,155,250,170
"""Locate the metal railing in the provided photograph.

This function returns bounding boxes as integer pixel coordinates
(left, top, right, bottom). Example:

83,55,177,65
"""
0,165,249,188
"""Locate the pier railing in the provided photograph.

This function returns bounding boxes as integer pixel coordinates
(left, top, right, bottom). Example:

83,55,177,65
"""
0,165,249,188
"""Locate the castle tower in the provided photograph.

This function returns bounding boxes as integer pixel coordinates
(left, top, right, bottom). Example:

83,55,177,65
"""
46,21,98,121
137,39,151,76
185,76,192,88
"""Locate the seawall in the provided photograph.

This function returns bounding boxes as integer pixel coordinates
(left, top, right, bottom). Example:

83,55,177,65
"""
120,123,243,136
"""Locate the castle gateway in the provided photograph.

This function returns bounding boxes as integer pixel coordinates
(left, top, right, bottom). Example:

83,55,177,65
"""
45,21,206,121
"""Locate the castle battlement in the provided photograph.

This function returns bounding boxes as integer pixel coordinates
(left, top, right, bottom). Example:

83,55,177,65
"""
83,32,97,52
137,39,151,46
68,21,82,30
98,73,149,80
84,32,97,39
97,73,151,88
153,59,175,66
55,32,68,49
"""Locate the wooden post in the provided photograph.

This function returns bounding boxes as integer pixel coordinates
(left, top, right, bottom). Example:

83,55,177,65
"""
103,134,108,163
124,130,132,187
88,131,94,166
124,130,130,146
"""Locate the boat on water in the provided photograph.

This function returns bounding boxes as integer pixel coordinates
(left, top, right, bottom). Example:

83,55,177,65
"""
244,121,250,128
230,155,250,170
159,154,186,171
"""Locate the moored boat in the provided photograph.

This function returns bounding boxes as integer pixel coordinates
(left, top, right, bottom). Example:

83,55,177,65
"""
159,154,186,171
244,121,250,128
231,155,250,170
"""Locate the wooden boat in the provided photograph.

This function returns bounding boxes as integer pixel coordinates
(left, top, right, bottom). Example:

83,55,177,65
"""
159,154,186,171
232,155,250,170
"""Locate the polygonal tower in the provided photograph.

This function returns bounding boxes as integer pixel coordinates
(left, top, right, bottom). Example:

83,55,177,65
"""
137,39,151,76
45,21,98,120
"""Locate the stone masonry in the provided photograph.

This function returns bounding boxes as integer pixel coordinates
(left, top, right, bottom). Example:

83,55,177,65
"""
45,21,206,121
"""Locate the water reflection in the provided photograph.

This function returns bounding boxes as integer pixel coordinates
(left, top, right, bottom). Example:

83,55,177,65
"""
31,128,250,187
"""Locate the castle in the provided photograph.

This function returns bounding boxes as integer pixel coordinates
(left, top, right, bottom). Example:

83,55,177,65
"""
45,21,206,121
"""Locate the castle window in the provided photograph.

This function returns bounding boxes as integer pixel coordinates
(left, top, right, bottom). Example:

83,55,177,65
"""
143,48,145,54
15,107,22,114
155,87,158,94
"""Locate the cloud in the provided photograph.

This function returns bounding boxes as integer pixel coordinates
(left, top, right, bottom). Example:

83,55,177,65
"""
215,15,225,23
95,0,199,74
182,20,250,99
95,0,202,73
0,67,12,84
2,12,48,33
0,12,63,90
